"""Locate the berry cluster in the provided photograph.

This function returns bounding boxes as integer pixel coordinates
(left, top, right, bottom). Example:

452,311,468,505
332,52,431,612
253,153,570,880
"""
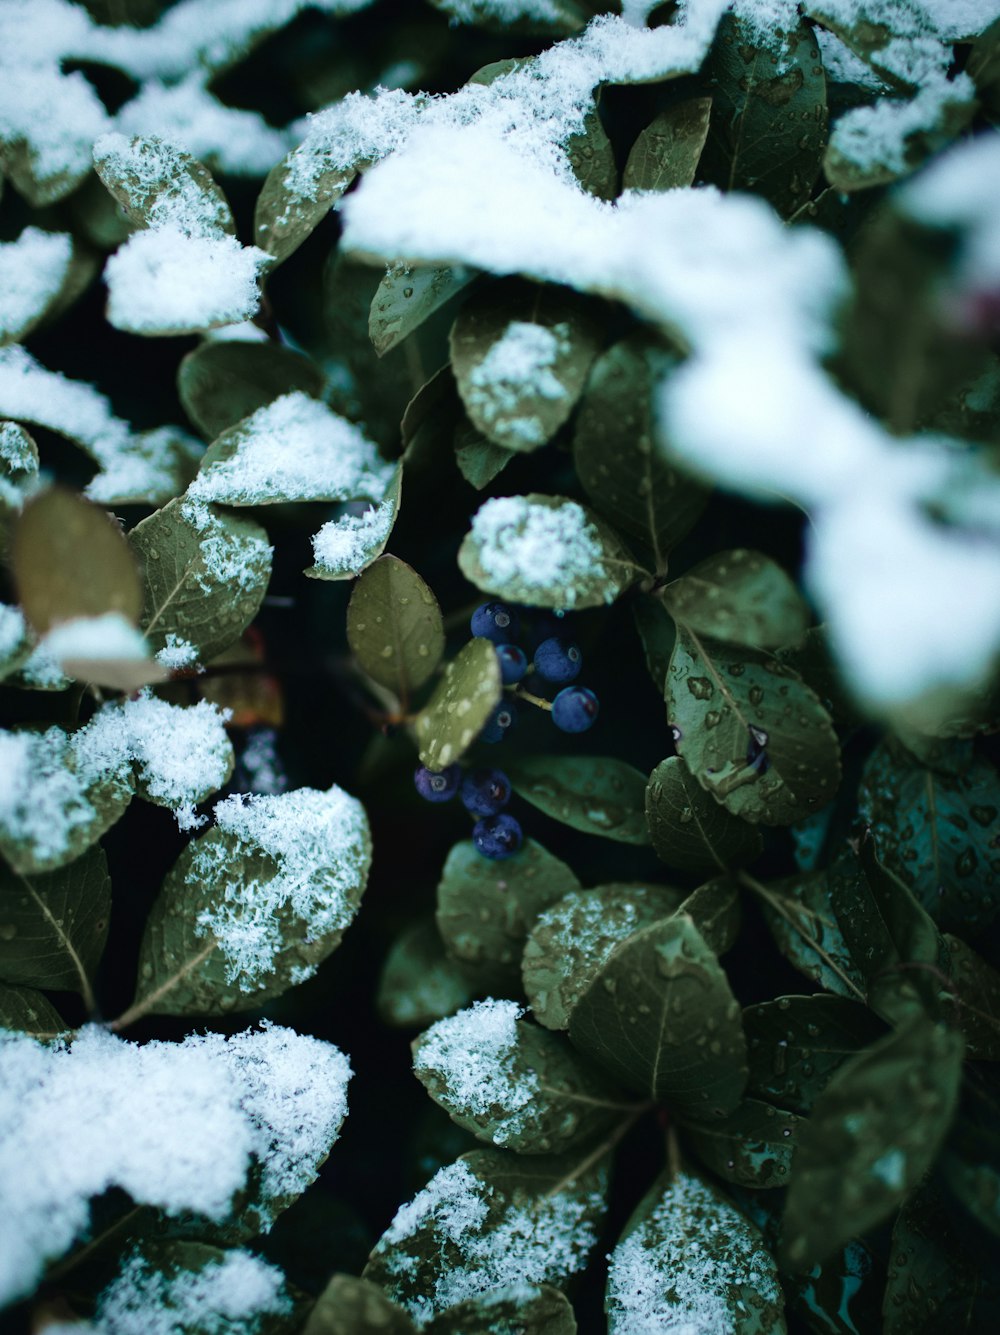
414,762,522,859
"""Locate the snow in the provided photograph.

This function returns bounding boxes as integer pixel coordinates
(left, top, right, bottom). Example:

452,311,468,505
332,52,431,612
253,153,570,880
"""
0,66,110,203
179,497,275,589
0,1021,351,1306
902,134,1000,287
189,786,371,989
188,392,391,505
156,633,200,671
43,614,152,668
93,133,235,237
0,229,74,344
465,321,570,448
310,494,396,575
827,71,975,178
0,605,29,666
94,1248,291,1335
815,27,888,88
468,496,611,606
435,0,581,24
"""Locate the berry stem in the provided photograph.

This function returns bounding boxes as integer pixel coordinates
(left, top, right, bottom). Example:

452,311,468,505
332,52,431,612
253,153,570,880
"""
514,687,552,711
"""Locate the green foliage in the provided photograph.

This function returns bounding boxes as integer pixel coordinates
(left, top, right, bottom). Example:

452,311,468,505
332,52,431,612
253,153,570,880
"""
414,637,501,769
178,342,325,441
623,99,713,192
506,754,650,844
346,555,444,698
646,755,763,874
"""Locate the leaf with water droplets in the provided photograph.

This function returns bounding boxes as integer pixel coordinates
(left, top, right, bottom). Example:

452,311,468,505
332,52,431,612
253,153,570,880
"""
506,755,651,845
178,340,325,441
426,1284,577,1335
453,417,515,490
744,995,886,1115
568,913,747,1115
940,933,1000,1061
306,463,403,582
303,1274,417,1335
605,1167,786,1334
254,148,355,266
666,626,840,825
663,550,809,651
623,98,713,192
93,134,235,236
414,637,502,771
699,14,827,217
881,1184,984,1334
566,99,618,200
370,263,475,358
347,554,443,698
646,755,763,874
377,918,476,1030
573,335,710,572
679,1098,802,1189
437,837,581,992
632,594,676,695
757,869,864,999
782,1015,963,1272
0,983,65,1039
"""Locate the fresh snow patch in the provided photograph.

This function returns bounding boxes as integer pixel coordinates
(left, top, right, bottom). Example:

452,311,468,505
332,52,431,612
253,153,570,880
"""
469,495,610,606
0,229,74,343
466,321,569,448
179,496,275,589
155,633,201,671
310,494,396,575
43,614,152,667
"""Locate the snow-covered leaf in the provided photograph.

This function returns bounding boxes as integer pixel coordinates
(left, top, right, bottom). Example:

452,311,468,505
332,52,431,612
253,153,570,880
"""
0,229,76,348
93,133,237,238
414,637,502,770
427,1284,577,1333
307,464,403,581
506,755,651,845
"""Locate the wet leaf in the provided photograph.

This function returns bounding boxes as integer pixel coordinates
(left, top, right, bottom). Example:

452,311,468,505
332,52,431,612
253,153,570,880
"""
178,341,325,441
437,837,581,992
646,755,763,874
506,755,651,845
346,555,444,698
757,869,865,1000
679,1098,802,1189
0,982,65,1039
662,549,809,651
568,913,747,1115
254,150,355,265
677,877,742,957
0,845,111,999
370,263,475,358
824,89,974,193
565,102,618,200
666,627,841,825
632,595,676,694
93,135,236,236
414,637,502,770
453,418,515,490
303,1274,416,1335
377,918,476,1030
782,1016,964,1272
623,98,713,192
881,1184,981,1334
426,1284,577,1334
941,933,1000,1061
573,335,709,572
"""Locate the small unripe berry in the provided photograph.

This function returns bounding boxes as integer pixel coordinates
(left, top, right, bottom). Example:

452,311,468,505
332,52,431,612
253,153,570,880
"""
413,763,461,802
480,698,518,743
461,767,512,816
533,637,582,684
473,812,523,859
551,686,599,733
496,644,528,685
470,601,520,645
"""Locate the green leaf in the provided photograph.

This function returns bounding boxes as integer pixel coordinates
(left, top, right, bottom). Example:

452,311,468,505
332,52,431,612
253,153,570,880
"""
881,1185,982,1334
414,638,502,770
178,341,325,442
632,595,676,694
572,335,710,572
254,147,355,265
623,98,713,192
699,14,827,216
666,627,841,825
304,1275,416,1335
522,882,686,1031
450,281,602,453
13,488,142,635
744,995,886,1115
458,493,642,611
565,101,618,200
776,625,863,731
0,845,110,1000
678,877,742,956
756,869,865,1000
346,555,444,698
858,740,1000,933
370,263,476,358
132,785,372,1016
969,18,1000,121
363,1147,609,1326
829,836,947,1026
605,1167,786,1334
646,755,763,874
376,918,476,1030
453,418,515,490
0,982,66,1038
824,87,974,193
568,913,747,1115
413,1004,639,1154
506,755,651,845
93,134,236,236
0,604,32,682
782,1016,964,1272
306,463,403,582
436,837,581,991
426,1285,577,1334
129,495,272,665
402,365,464,472
679,1098,802,1189
941,933,1000,1062
663,550,809,651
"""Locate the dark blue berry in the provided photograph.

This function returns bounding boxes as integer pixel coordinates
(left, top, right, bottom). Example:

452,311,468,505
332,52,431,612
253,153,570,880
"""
496,644,528,685
414,763,461,802
551,686,599,733
461,767,512,816
533,637,582,684
473,812,523,859
480,698,519,743
471,601,521,645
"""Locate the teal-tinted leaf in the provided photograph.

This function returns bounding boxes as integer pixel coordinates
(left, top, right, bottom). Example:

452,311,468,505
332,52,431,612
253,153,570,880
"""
370,263,475,358
459,493,643,611
453,418,515,490
881,1185,981,1334
376,918,476,1030
744,995,886,1115
522,882,686,1031
969,18,1000,120
254,148,355,265
0,845,110,1000
776,625,863,731
506,755,651,845
632,595,676,694
679,1099,802,1189
402,365,463,472
699,15,827,216
363,1147,609,1327
858,740,1000,933
414,638,502,770
568,913,747,1115
306,463,402,581
413,1003,639,1154
573,335,709,572
646,755,763,874
438,5,589,37
756,869,865,1000
782,1016,964,1272
942,933,1000,1061
606,1167,786,1334
623,98,713,191
437,837,581,991
566,101,618,200
678,877,742,957
93,134,236,236
829,837,947,1026
304,1274,416,1335
0,983,65,1039
178,341,325,442
667,627,841,825
346,555,444,698
663,550,809,651
129,495,272,665
0,604,32,682
426,1284,577,1334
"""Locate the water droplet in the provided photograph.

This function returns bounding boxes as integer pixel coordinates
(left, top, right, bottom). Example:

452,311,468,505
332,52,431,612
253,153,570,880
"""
0,924,16,941
687,677,713,700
